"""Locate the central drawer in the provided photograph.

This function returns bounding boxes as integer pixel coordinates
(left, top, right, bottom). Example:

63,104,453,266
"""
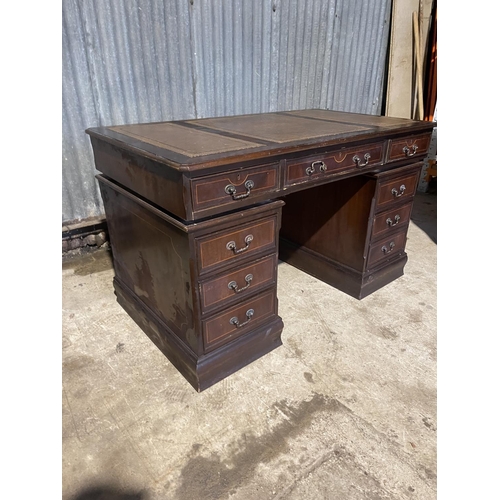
284,141,384,187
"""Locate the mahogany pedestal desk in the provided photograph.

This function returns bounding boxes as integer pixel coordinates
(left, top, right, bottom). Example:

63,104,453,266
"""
86,109,435,392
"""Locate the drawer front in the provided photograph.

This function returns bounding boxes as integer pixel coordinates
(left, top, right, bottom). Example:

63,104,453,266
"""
199,255,276,312
196,216,277,275
190,163,279,213
367,229,408,268
284,141,384,187
375,169,419,211
387,133,431,162
371,202,413,239
203,288,277,351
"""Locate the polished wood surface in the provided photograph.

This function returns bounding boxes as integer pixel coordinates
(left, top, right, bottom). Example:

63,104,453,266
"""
88,110,434,221
87,109,435,390
97,173,284,390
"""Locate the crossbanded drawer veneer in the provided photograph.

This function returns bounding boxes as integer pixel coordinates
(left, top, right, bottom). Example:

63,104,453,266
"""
87,109,435,391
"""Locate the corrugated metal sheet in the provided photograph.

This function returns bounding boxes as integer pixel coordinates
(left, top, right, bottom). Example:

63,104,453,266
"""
62,0,391,223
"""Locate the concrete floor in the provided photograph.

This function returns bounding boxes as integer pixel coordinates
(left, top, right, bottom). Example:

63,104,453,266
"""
62,192,437,500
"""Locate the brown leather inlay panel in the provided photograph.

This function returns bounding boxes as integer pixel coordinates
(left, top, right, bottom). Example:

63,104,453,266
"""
285,109,415,128
186,114,370,143
109,123,262,157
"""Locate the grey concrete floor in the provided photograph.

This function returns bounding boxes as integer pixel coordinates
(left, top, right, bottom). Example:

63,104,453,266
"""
62,192,437,500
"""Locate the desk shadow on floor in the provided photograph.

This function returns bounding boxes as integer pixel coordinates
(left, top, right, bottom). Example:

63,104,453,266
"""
69,485,147,500
411,191,437,244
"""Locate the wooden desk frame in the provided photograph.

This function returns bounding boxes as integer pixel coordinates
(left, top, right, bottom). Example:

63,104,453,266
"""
87,110,435,391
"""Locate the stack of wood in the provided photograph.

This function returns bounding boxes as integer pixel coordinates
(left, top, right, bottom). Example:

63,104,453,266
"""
385,0,437,122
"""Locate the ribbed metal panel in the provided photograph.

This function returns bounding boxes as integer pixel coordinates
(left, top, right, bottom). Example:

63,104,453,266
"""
62,0,391,223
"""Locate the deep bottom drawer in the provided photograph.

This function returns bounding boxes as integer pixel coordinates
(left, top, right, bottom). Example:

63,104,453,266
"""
202,288,277,351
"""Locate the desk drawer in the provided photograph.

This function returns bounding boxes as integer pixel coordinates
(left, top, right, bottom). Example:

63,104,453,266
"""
371,202,413,240
196,216,278,275
203,288,277,351
190,163,279,214
284,141,384,187
199,255,276,312
367,229,408,269
387,133,431,162
375,168,419,211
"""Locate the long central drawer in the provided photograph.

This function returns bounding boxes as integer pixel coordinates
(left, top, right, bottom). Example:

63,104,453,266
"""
284,141,384,188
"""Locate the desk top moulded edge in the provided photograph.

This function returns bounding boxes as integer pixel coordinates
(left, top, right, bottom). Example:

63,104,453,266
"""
85,110,435,172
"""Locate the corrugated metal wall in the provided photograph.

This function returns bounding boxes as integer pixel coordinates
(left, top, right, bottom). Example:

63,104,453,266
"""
62,0,392,223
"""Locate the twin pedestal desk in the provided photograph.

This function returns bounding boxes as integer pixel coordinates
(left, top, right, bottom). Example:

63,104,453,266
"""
86,109,435,392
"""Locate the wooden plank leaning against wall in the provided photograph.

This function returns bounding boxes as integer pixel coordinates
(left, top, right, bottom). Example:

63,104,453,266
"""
385,0,434,120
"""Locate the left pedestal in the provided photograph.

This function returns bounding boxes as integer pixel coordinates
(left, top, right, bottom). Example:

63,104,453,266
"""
97,175,284,392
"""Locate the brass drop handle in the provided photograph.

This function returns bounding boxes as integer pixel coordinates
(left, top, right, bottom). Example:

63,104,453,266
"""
226,234,253,254
353,152,371,167
382,242,396,254
230,309,254,328
403,145,418,157
228,274,253,293
225,179,255,200
386,214,401,227
391,184,406,198
306,161,327,176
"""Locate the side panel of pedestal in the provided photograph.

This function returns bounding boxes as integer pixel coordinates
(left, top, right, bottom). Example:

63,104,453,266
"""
98,177,284,391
